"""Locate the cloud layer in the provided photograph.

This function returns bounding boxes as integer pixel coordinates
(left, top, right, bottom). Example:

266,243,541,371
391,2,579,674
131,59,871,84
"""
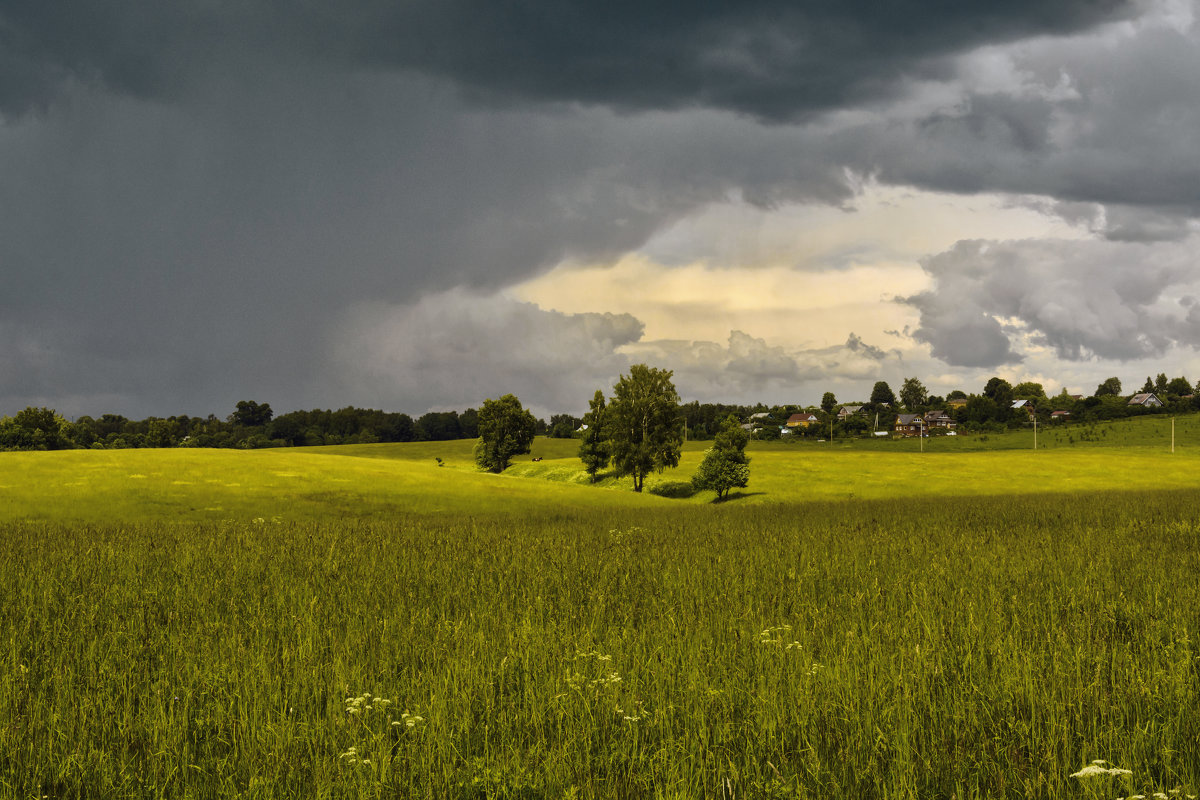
905,237,1200,367
1,1,1199,416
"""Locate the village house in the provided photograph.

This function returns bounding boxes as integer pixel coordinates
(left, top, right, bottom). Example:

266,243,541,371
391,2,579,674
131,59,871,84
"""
1128,392,1164,407
894,414,925,437
786,412,820,428
923,409,956,430
837,405,863,420
1050,410,1071,422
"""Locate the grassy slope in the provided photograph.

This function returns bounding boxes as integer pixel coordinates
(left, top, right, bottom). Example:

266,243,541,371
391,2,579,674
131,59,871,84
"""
5,418,1200,797
2,414,1199,522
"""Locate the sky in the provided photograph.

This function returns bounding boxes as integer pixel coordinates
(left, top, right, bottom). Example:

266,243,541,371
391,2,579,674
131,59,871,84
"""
4,0,1200,419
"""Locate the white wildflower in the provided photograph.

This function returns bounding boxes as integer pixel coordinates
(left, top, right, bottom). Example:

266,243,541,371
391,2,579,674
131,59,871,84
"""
1070,760,1133,779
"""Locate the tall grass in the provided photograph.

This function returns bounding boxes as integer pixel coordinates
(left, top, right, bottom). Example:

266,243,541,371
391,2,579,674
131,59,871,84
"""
3,490,1199,798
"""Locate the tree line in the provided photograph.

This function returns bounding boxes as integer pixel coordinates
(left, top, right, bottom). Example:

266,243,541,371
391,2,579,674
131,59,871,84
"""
5,369,1199,452
0,401,577,452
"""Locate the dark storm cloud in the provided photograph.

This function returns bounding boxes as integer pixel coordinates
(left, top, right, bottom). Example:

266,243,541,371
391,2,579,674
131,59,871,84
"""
903,238,1200,368
0,0,1133,120
0,76,856,416
332,291,643,415
869,16,1200,214
0,0,1193,417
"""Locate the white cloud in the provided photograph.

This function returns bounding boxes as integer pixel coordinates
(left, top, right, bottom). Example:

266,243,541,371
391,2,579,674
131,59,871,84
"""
904,237,1200,367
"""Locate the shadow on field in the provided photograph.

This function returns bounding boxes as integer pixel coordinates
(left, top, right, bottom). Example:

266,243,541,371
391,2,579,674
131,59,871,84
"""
648,481,699,499
714,490,766,503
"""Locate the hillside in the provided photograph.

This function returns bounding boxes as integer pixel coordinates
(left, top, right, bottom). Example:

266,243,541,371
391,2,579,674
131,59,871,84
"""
3,414,1199,523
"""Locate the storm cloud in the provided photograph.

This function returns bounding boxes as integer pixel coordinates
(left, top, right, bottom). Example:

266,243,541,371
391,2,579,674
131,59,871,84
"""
331,290,643,416
0,1,1133,120
1,0,1198,416
904,238,1200,368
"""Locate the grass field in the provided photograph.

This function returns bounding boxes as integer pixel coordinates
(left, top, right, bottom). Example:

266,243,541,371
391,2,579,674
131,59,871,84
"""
2,419,1199,798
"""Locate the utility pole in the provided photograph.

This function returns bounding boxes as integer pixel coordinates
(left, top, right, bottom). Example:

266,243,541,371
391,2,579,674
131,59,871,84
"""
1033,413,1037,451
1172,417,1175,453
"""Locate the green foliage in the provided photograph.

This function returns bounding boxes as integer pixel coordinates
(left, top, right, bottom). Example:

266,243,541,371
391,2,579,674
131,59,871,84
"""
983,376,1013,405
820,391,837,414
898,376,927,410
1168,376,1192,396
0,406,71,450
1012,381,1046,399
870,380,896,407
474,394,537,473
577,390,610,482
230,400,273,427
692,416,750,499
548,413,582,439
606,364,683,492
1096,376,1123,396
417,410,463,441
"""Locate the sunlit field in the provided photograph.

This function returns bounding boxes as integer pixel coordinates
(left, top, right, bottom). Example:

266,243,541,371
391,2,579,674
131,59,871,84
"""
3,420,1199,798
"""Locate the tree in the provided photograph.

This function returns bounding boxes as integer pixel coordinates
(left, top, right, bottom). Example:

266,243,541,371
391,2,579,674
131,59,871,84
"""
474,394,537,473
607,364,683,492
1167,376,1192,396
1141,376,1155,394
820,392,837,414
899,377,927,410
1012,381,1046,400
1095,377,1122,397
230,400,273,427
578,390,610,483
692,415,750,500
548,414,582,439
947,389,967,401
870,381,896,408
0,407,71,450
1155,373,1170,394
457,408,480,439
416,411,462,441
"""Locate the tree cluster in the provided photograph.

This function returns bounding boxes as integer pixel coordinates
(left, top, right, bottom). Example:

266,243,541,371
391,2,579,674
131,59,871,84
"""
578,365,683,492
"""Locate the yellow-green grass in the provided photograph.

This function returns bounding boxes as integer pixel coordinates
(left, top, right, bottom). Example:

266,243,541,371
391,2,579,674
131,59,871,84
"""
0,447,663,524
4,493,1199,797
4,427,1200,797
6,424,1200,523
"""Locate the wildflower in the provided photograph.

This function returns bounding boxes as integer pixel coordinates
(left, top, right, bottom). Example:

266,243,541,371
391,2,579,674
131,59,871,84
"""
1070,760,1133,779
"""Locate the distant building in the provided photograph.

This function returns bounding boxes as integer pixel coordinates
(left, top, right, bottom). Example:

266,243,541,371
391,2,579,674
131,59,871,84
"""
894,414,925,437
1050,410,1071,421
837,405,864,419
786,412,820,428
1128,392,1164,407
923,410,956,430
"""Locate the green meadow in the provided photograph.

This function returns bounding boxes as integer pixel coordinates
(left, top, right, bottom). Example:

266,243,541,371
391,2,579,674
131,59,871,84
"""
3,419,1200,798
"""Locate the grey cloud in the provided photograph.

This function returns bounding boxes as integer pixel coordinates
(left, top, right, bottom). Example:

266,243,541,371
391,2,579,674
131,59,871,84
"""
867,15,1200,213
626,329,903,403
0,75,856,417
330,290,643,415
844,332,892,361
0,1,1133,120
626,330,801,397
903,238,1200,367
1,0,1196,419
